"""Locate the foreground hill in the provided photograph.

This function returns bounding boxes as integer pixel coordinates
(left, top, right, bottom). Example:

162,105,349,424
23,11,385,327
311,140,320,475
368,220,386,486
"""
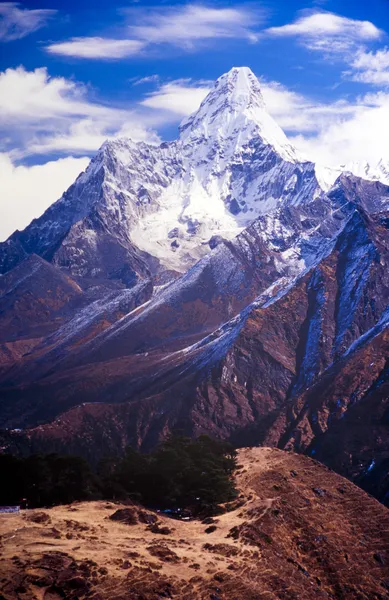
1,448,389,600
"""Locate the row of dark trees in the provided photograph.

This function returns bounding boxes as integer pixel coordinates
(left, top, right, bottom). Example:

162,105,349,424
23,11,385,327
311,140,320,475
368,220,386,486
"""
0,435,237,514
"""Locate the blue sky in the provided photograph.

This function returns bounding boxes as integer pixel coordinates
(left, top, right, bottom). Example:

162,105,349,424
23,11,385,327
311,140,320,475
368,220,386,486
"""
1,0,389,238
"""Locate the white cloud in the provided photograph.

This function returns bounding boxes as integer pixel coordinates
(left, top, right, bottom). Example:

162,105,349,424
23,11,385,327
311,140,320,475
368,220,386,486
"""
260,80,389,167
260,80,358,133
127,4,262,47
141,80,211,115
46,37,145,59
26,117,161,156
46,4,263,59
0,66,98,121
0,2,56,41
348,47,389,86
266,11,382,57
0,66,160,159
290,91,389,167
259,81,389,167
131,74,160,86
267,11,380,40
0,153,89,241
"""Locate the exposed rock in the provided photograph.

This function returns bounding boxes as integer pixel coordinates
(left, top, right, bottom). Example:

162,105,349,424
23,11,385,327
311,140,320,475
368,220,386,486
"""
109,508,138,525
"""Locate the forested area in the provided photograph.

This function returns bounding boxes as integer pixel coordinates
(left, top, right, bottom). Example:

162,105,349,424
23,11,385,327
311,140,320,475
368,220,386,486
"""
0,435,237,515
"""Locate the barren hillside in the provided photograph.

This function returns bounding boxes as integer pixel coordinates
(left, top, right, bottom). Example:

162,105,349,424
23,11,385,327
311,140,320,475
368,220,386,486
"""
1,448,389,599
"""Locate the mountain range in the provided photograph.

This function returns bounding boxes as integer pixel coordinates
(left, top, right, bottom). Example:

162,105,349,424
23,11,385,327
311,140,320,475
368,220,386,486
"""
1,66,389,506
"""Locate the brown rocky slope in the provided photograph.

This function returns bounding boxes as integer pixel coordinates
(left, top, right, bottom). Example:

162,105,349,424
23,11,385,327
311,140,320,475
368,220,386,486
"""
1,448,389,600
1,184,389,513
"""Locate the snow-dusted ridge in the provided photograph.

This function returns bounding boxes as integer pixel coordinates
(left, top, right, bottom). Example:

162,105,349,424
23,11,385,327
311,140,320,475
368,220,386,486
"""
315,159,389,192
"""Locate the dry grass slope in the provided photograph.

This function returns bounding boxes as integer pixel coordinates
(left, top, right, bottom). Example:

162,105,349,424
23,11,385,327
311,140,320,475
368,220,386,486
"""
1,448,389,599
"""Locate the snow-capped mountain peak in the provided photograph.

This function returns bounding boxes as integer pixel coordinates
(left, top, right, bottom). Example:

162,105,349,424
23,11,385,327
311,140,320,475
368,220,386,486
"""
179,66,298,163
0,66,328,276
180,67,266,131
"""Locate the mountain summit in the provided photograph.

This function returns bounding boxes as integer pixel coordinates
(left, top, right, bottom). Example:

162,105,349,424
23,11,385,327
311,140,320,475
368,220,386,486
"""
0,67,320,276
180,66,298,162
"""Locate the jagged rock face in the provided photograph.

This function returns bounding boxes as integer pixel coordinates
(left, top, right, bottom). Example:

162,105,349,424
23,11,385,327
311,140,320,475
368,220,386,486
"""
0,254,86,374
1,201,389,458
316,158,389,191
340,158,389,186
309,350,389,506
0,178,355,394
188,208,389,443
0,67,322,279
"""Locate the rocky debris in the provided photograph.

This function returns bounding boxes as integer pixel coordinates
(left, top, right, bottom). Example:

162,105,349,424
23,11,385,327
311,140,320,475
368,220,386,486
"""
312,488,326,497
203,543,239,557
24,511,51,524
147,524,173,535
204,525,218,534
109,508,138,525
138,511,158,525
146,544,180,563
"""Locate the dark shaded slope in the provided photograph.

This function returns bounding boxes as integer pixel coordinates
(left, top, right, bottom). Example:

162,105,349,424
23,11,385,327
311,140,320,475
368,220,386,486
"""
0,255,86,372
2,205,388,462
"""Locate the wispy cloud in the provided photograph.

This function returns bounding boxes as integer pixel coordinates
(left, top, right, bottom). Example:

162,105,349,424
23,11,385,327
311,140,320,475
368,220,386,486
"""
259,80,358,134
348,47,389,86
131,74,160,86
265,9,388,88
46,37,145,59
291,92,389,168
46,3,264,60
261,80,389,167
266,11,382,58
126,4,262,47
0,2,56,42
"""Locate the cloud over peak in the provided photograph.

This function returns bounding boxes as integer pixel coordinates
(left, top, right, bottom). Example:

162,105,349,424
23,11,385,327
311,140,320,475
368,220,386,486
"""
140,79,212,115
